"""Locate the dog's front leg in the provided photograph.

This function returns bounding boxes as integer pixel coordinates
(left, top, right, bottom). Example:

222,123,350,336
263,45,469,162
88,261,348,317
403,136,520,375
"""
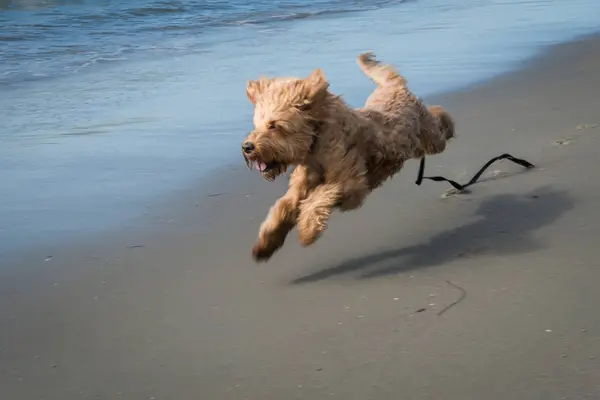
252,167,312,262
252,194,298,262
297,183,342,247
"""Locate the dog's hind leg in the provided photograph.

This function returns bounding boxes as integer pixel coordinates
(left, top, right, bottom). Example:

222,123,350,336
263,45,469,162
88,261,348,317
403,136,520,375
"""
297,183,343,247
428,105,455,141
418,105,455,155
357,52,406,87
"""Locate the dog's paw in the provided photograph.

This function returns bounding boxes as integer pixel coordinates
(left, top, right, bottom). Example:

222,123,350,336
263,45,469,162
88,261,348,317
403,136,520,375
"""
297,210,328,247
298,228,321,247
252,242,275,262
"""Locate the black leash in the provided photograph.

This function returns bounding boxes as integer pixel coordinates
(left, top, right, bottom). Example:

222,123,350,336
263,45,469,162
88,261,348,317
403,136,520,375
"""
415,153,535,191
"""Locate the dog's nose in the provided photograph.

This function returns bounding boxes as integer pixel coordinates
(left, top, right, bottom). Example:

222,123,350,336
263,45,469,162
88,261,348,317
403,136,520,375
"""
242,141,255,154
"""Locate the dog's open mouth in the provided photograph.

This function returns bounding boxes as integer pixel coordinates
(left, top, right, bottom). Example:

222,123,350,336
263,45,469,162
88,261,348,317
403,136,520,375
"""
243,153,286,180
250,160,278,173
245,156,283,173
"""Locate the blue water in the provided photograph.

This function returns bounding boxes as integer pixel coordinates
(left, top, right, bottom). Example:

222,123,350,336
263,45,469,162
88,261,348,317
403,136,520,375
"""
1,0,599,254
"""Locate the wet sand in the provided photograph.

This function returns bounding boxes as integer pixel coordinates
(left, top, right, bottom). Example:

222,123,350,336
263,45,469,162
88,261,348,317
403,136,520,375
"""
2,34,600,399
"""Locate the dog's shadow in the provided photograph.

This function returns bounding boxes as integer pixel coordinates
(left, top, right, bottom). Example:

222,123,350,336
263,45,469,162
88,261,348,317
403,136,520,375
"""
292,187,574,284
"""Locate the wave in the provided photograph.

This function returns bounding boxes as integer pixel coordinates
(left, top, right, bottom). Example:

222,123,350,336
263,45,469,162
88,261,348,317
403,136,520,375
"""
0,0,408,85
229,7,375,26
129,5,188,17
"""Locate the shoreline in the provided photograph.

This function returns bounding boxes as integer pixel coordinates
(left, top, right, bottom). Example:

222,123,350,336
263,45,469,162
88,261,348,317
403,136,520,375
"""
2,31,600,399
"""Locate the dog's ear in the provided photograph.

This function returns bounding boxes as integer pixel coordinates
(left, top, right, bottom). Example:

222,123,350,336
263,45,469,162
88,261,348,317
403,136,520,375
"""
246,78,267,105
300,68,328,107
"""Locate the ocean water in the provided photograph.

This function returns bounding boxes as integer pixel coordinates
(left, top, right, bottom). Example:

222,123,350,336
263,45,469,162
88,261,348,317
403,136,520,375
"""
1,0,599,254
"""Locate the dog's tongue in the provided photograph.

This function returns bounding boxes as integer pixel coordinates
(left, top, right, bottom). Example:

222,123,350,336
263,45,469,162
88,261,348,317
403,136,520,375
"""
257,162,268,172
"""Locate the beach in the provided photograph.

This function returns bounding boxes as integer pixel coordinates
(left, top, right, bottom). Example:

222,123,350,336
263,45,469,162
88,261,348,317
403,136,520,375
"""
2,24,600,400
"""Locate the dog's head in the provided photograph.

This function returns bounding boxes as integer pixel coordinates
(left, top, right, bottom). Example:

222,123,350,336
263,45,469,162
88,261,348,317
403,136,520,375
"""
242,69,329,181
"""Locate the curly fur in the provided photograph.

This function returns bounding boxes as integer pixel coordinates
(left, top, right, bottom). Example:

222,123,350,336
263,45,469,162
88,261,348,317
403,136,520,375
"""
242,52,455,261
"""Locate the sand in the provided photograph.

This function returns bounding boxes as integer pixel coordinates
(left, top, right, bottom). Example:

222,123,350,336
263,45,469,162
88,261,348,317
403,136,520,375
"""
2,34,600,399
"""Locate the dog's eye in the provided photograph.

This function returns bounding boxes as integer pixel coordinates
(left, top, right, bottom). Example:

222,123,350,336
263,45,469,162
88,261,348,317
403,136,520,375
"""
267,121,277,130
295,102,311,111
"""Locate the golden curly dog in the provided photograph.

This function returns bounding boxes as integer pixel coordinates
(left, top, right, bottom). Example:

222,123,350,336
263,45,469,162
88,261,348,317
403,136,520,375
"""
242,52,455,262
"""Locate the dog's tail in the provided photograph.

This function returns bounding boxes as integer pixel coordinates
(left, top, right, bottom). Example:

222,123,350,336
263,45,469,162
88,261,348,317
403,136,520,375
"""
357,52,406,87
428,105,455,141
